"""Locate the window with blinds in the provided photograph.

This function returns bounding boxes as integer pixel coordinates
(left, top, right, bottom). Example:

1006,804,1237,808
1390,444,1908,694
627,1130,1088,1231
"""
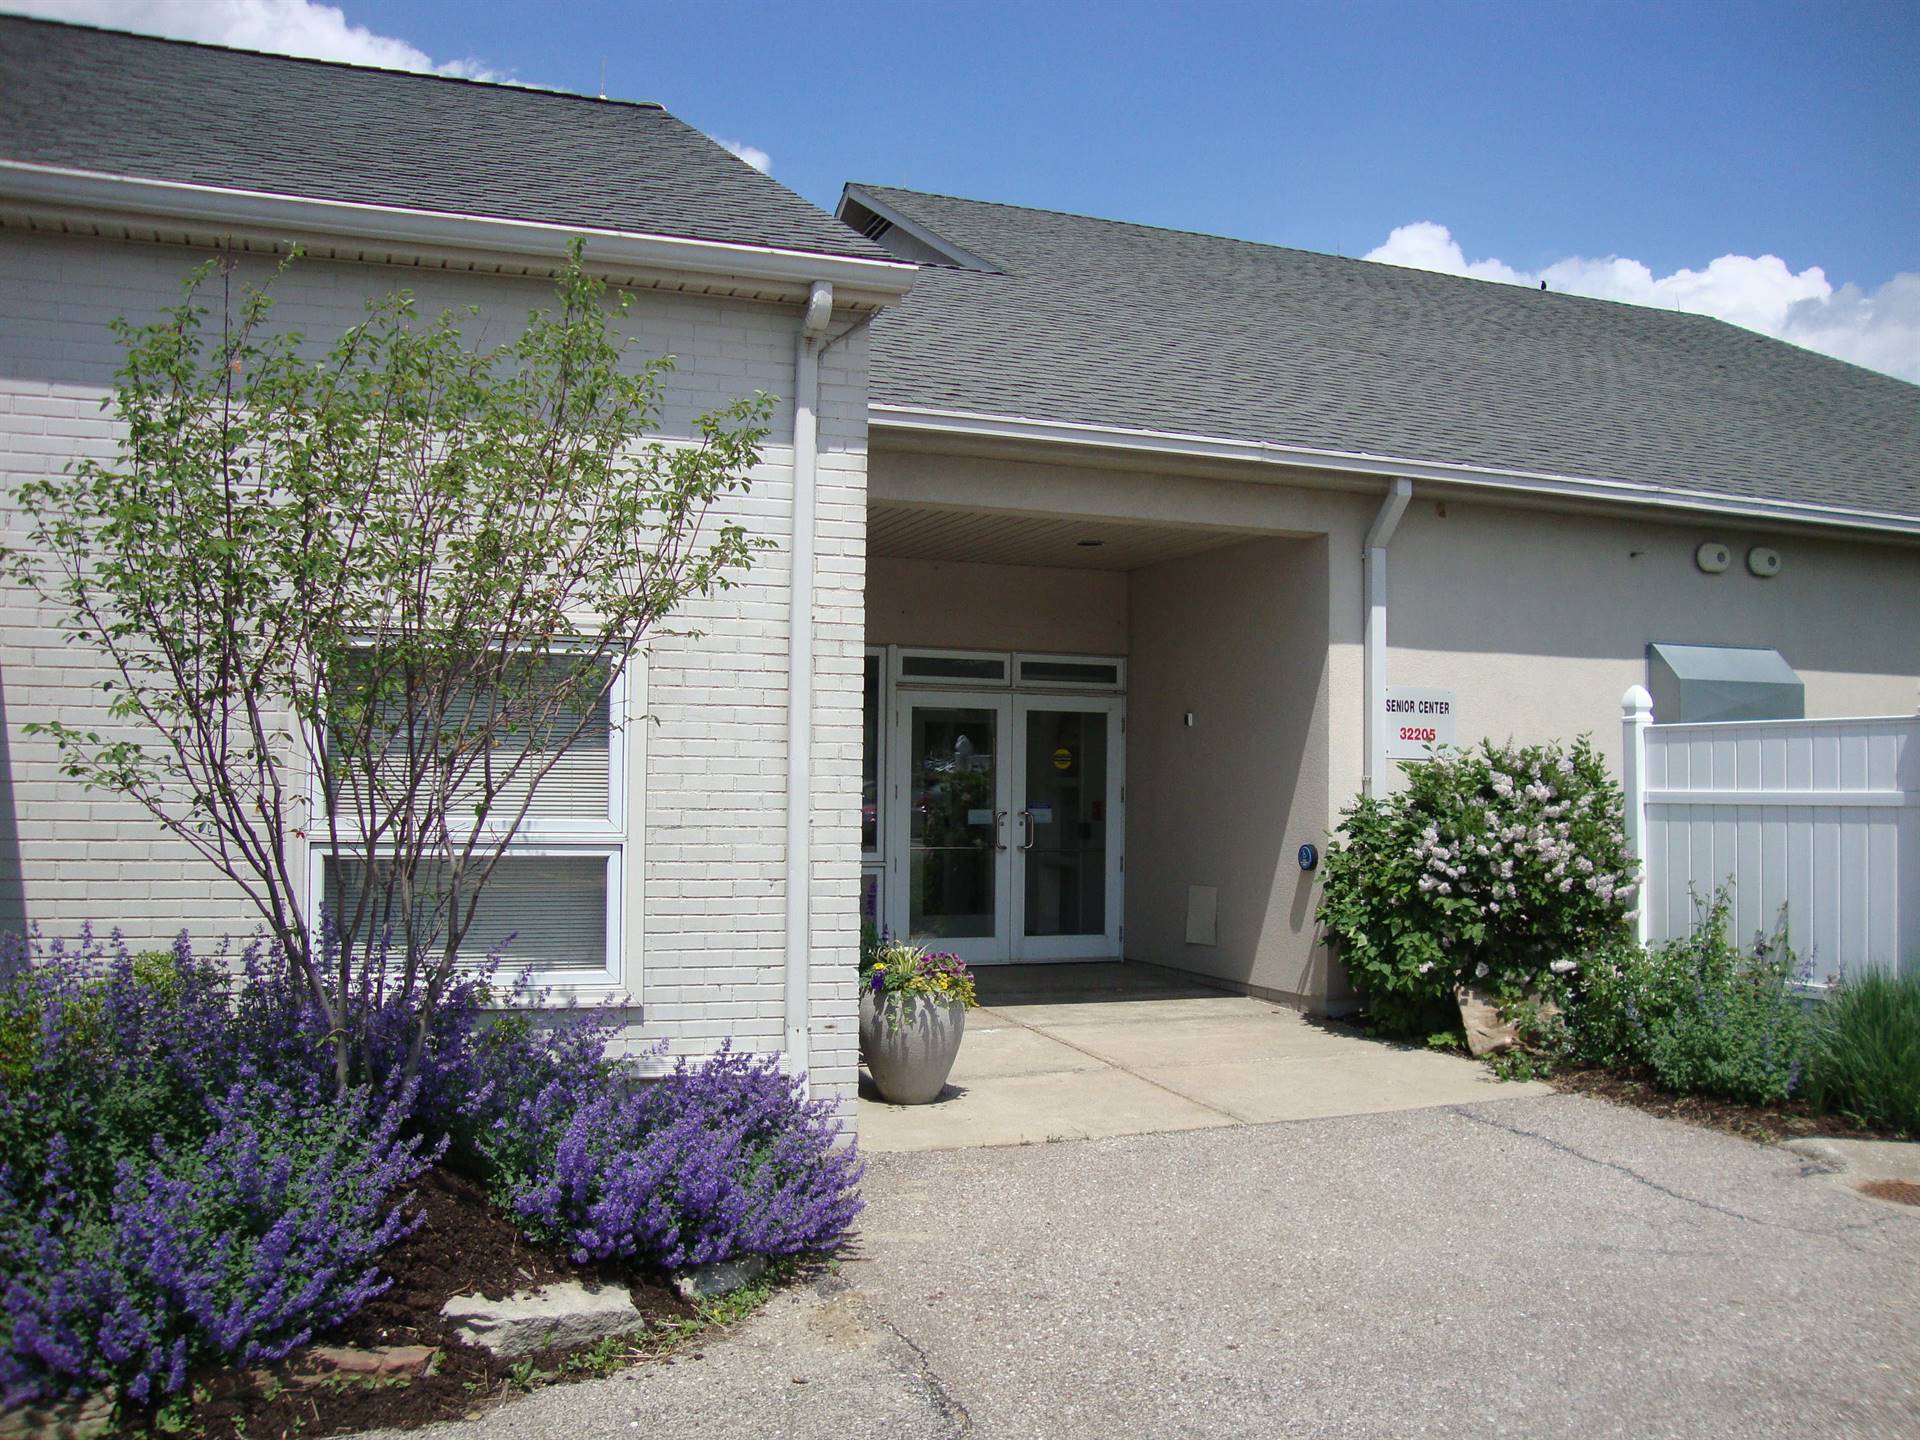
315,649,630,984
330,653,616,833
322,853,613,976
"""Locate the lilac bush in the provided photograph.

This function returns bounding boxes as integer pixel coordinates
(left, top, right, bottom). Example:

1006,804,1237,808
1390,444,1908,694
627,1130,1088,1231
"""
1318,736,1639,1033
480,1046,863,1268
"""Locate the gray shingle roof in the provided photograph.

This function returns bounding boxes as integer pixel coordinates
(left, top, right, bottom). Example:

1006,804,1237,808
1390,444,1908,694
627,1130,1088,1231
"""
855,185,1920,525
0,16,889,262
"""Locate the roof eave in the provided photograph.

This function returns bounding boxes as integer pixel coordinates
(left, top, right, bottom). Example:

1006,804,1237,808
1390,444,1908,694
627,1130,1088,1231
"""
870,402,1920,541
0,160,919,308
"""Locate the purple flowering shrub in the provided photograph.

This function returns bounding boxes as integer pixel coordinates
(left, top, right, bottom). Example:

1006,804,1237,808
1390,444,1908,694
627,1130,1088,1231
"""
0,924,863,1409
477,1046,862,1269
0,932,432,1408
1,1081,429,1407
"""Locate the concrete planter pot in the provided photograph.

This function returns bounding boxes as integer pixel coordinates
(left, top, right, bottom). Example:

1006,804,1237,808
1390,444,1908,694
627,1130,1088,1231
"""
859,989,967,1104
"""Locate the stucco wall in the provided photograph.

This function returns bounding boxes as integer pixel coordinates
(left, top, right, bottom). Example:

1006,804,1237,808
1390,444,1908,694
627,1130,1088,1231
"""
866,556,1127,654
1126,535,1337,1005
1384,497,1920,772
0,228,869,1119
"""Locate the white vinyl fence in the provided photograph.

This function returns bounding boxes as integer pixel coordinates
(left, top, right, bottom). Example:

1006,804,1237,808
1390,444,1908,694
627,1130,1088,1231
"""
1620,688,1920,981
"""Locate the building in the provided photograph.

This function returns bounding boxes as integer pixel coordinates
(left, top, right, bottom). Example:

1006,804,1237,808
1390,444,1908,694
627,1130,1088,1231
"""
2,17,1917,1125
841,184,1920,1010
0,16,913,1120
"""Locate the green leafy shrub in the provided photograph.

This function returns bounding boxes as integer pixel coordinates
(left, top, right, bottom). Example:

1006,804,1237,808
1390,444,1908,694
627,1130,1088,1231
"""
1802,969,1920,1135
1558,892,1809,1104
1317,737,1636,1033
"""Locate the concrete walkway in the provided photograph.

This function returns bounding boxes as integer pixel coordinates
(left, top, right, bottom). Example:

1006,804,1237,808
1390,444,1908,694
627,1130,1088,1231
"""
859,962,1549,1152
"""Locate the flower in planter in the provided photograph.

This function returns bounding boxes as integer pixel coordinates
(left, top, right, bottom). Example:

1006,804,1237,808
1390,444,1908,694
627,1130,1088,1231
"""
858,932,978,1015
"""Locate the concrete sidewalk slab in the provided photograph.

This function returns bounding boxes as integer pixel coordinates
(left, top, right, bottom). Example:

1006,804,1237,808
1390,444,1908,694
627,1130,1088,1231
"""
1140,1047,1551,1123
860,962,1549,1152
1057,1008,1381,1067
944,1019,1103,1081
858,1064,1234,1152
981,994,1261,1028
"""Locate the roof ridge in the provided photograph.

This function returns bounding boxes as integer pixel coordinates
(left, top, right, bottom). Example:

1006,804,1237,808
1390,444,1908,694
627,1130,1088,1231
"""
0,11,665,111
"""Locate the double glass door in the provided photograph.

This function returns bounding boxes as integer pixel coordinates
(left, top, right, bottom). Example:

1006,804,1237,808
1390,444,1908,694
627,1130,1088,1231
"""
888,692,1122,964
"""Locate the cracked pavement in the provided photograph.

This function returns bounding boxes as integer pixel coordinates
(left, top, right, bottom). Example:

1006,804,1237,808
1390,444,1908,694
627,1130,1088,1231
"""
359,1092,1919,1439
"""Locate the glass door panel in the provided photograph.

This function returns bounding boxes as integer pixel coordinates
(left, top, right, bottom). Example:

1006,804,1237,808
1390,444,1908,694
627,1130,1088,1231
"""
1021,709,1107,937
895,695,1011,962
1013,697,1123,960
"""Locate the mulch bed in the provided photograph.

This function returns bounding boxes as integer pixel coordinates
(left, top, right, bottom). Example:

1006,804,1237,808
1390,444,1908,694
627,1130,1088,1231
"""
1548,1066,1911,1145
151,1168,698,1440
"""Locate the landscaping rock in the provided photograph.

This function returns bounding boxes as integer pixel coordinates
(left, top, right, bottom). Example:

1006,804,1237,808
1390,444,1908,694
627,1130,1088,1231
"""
294,1344,441,1386
1456,985,1517,1057
675,1255,768,1302
1456,984,1559,1058
441,1280,646,1357
1783,1136,1920,1181
0,1392,112,1440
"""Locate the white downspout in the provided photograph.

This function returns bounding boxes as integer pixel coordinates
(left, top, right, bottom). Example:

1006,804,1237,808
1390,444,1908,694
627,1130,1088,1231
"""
1362,478,1413,797
785,280,833,1083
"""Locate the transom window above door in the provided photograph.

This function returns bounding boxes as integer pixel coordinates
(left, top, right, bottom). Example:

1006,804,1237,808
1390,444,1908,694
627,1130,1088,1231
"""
890,647,1125,692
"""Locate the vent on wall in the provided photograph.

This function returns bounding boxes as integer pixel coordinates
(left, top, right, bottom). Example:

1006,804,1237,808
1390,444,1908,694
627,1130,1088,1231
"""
858,213,894,242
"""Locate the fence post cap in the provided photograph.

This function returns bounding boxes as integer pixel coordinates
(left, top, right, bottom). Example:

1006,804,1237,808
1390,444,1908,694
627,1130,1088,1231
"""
1622,685,1654,719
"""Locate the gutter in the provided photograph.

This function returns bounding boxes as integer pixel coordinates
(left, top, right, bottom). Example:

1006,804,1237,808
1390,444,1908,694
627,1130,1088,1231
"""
1362,480,1413,797
0,160,918,304
868,402,1920,540
784,281,835,1088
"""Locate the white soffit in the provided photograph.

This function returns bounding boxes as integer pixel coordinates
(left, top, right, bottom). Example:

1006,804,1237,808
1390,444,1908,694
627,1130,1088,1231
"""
868,503,1250,571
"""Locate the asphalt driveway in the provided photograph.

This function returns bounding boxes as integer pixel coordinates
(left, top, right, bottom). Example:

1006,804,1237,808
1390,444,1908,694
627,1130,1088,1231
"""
372,1092,1920,1440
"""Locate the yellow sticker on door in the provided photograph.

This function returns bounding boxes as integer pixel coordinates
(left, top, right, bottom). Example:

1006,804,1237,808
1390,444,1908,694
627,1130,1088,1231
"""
1051,747,1072,771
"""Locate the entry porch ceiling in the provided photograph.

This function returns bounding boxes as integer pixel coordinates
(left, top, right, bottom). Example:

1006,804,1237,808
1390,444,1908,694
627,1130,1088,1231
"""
868,503,1250,572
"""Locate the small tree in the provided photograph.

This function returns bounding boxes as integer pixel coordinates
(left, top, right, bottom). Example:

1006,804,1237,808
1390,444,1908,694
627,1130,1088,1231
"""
9,242,772,1090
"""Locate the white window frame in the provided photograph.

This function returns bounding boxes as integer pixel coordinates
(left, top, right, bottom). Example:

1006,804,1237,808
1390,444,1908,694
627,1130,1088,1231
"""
863,645,887,864
1013,651,1128,692
301,652,644,999
891,645,1012,688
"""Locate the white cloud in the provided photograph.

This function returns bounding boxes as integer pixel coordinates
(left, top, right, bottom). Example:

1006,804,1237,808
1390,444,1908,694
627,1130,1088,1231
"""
714,138,772,175
1366,221,1920,384
9,0,505,79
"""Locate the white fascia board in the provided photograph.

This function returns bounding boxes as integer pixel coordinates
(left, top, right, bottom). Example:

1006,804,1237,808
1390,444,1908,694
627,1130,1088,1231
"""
0,160,918,305
870,402,1920,539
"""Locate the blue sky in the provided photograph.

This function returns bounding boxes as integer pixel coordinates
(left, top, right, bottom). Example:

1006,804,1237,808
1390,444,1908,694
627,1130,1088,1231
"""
15,0,1920,378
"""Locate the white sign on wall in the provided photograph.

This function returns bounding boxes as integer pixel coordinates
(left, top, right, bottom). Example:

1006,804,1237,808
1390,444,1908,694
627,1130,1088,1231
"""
1381,687,1456,759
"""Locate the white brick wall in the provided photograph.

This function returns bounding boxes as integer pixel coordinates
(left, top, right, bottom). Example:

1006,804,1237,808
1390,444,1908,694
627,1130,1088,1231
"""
0,228,869,1127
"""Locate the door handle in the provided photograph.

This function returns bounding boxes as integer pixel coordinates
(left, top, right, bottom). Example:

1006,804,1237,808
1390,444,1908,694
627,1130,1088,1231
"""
1019,809,1036,852
993,809,1008,851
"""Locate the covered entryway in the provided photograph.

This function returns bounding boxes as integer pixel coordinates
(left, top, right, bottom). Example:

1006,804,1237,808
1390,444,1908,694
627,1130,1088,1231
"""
857,961,1547,1151
861,456,1357,1010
